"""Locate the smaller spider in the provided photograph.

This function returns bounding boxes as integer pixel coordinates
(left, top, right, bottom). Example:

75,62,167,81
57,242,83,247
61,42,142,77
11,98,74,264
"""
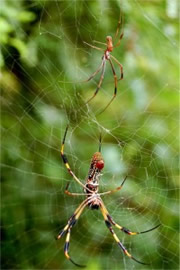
83,16,124,112
56,126,161,267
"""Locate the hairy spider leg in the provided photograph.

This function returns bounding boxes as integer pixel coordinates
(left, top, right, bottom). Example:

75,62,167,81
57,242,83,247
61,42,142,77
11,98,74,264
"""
100,201,150,265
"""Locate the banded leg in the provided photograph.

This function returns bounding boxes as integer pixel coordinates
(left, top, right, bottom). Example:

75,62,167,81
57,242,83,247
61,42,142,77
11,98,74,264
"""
64,228,86,268
101,201,161,236
61,126,92,194
111,55,123,80
56,198,89,240
108,215,161,235
86,60,106,104
100,202,149,265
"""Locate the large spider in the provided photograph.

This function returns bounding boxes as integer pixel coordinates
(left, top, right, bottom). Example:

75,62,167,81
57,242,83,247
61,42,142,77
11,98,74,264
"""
57,126,160,267
83,17,124,112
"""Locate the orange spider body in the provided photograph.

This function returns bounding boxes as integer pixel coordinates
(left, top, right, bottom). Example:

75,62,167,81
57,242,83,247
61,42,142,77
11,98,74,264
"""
106,36,113,52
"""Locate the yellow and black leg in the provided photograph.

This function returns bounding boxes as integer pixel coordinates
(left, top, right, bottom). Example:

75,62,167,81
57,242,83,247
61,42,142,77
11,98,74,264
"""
57,198,89,267
100,202,149,265
107,214,161,236
56,198,89,240
60,126,92,193
64,228,86,268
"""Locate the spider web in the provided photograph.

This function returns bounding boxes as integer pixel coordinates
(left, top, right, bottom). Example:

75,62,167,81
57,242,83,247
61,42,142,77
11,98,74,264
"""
1,0,179,270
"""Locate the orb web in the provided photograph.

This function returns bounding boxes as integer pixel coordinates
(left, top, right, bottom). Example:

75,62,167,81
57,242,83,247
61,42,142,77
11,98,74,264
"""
1,1,179,270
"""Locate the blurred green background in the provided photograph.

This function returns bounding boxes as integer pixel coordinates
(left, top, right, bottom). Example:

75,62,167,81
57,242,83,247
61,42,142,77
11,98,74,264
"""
1,0,179,269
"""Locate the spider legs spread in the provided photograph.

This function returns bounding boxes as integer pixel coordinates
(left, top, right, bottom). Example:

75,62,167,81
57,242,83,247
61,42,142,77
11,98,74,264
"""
107,213,161,235
57,198,90,267
100,200,160,265
99,201,149,265
56,199,87,240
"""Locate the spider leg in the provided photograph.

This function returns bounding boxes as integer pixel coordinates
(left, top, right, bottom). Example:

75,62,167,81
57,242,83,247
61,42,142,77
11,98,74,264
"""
86,59,106,104
99,176,127,196
83,56,104,83
57,198,89,240
83,41,104,51
113,14,124,48
64,182,87,197
59,60,103,85
101,201,161,235
111,55,123,80
98,58,117,114
61,126,93,194
108,215,161,235
93,40,106,46
64,228,86,268
100,201,149,265
114,33,124,49
114,13,123,41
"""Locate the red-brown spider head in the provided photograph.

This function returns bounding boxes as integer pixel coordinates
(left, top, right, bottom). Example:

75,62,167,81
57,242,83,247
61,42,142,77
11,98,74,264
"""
92,152,104,170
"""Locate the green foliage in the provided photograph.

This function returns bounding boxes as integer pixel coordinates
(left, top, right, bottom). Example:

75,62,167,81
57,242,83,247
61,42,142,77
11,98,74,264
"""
1,1,179,270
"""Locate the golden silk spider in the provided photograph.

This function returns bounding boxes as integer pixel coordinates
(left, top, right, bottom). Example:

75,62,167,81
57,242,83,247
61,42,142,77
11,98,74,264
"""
82,15,125,113
56,126,160,267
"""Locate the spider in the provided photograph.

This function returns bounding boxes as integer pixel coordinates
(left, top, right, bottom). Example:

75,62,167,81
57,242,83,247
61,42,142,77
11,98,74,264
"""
57,126,160,267
83,16,125,112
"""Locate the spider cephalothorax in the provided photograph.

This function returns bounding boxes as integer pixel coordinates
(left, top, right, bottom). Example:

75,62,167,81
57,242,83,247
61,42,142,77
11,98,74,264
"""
57,126,161,267
87,152,104,183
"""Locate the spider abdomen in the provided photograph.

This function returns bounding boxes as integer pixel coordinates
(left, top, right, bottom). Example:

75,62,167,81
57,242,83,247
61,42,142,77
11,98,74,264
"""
89,203,99,210
90,204,99,210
